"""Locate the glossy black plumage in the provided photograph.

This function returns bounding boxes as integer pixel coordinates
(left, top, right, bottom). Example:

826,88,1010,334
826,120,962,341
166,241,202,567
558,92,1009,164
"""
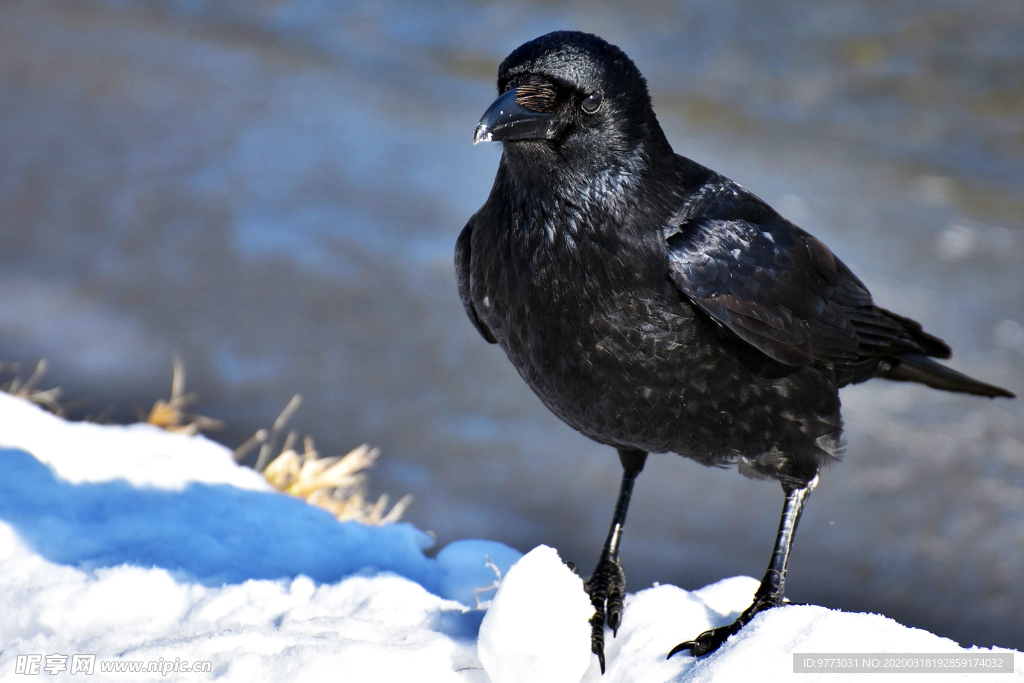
458,30,1014,665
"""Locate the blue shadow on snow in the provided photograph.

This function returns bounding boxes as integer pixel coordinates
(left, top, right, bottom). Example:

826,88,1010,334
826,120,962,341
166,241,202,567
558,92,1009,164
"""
0,448,440,590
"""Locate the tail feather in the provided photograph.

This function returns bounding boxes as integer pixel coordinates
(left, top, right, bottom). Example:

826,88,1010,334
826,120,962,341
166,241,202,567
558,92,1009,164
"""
881,353,1014,398
878,307,952,359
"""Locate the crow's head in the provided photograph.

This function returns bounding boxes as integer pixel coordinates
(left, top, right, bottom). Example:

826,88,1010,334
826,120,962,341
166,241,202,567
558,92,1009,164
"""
474,32,659,176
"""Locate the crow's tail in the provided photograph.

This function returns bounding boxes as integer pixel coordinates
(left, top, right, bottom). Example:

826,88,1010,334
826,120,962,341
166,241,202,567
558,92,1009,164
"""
881,353,1014,398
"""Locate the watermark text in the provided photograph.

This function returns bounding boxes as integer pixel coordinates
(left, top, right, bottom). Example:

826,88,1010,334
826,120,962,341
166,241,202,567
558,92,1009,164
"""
794,653,1014,674
15,654,212,676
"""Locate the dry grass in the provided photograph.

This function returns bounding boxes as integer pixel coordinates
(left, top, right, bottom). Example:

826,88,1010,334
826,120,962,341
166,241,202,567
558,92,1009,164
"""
144,359,222,435
234,396,412,526
143,363,412,525
0,359,64,416
2,356,407,526
473,556,503,608
262,439,413,525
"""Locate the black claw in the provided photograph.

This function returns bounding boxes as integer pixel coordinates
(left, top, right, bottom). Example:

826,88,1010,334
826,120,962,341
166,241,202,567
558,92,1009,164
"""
668,624,735,658
589,596,608,674
607,585,623,635
584,556,627,674
668,597,786,660
666,641,696,659
564,560,578,575
588,590,608,673
589,608,607,673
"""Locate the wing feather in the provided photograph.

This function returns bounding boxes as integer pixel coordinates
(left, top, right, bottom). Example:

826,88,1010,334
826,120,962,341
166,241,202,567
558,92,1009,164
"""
667,202,927,368
456,218,497,344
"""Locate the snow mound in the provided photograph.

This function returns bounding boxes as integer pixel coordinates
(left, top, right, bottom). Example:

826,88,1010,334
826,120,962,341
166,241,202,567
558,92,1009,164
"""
478,545,594,683
0,392,265,491
0,393,1019,682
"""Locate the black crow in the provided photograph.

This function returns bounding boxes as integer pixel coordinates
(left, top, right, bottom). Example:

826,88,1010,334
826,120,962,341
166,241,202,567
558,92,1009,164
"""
457,30,1014,669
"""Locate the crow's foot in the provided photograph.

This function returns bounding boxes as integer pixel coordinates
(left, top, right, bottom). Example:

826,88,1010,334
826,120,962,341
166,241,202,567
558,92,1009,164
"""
667,595,784,659
584,556,626,673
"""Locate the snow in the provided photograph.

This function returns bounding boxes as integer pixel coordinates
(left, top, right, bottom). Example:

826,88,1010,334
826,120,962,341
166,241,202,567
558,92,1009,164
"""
0,392,1019,682
477,545,594,683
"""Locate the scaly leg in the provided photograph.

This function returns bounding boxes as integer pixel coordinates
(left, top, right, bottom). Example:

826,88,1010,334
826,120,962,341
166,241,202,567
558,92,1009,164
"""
668,475,818,658
585,448,648,673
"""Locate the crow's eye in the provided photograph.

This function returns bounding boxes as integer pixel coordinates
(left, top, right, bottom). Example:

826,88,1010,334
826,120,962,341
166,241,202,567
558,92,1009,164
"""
581,91,603,114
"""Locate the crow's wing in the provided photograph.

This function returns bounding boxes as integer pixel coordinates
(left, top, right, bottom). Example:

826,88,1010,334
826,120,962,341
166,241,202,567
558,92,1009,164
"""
665,200,933,368
456,218,497,344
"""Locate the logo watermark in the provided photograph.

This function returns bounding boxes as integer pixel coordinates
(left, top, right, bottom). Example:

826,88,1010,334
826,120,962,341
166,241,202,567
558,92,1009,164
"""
15,654,213,676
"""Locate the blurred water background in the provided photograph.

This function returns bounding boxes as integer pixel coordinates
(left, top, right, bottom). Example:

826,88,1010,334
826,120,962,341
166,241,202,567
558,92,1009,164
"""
2,0,1023,649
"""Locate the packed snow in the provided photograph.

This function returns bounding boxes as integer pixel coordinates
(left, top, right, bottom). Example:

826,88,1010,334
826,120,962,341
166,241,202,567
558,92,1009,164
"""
477,545,594,683
0,393,1019,682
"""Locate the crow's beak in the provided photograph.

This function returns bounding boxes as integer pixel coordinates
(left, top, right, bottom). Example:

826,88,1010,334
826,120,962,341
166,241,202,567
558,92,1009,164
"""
473,88,556,144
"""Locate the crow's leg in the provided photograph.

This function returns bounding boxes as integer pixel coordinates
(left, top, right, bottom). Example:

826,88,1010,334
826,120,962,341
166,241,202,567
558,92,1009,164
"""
586,448,648,673
668,475,818,659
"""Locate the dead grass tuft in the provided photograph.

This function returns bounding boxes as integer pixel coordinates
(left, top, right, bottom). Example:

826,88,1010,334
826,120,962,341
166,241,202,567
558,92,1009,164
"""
1,360,64,416
144,359,222,435
235,396,412,525
1,356,406,526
